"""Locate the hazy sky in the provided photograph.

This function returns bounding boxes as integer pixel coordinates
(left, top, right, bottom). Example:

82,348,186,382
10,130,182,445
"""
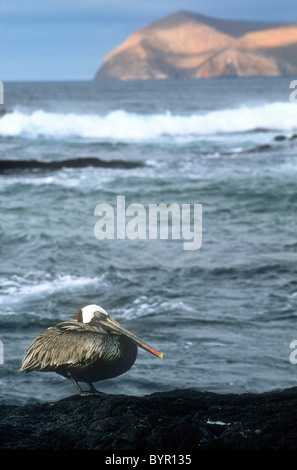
1,0,297,81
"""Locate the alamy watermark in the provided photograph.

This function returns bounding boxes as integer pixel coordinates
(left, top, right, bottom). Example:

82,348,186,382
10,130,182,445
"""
0,81,3,105
0,341,3,364
94,196,202,250
289,80,297,103
289,340,297,364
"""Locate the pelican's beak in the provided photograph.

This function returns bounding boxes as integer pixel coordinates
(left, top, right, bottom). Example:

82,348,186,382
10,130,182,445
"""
70,307,83,322
100,316,163,359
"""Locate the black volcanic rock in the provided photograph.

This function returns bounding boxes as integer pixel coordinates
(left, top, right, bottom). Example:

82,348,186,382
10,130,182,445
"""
0,157,144,174
1,387,297,450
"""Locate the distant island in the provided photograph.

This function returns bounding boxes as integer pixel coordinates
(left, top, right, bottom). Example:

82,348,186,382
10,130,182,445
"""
95,10,297,81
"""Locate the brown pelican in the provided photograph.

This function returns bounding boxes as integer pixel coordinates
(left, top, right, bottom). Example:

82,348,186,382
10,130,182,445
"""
19,304,163,396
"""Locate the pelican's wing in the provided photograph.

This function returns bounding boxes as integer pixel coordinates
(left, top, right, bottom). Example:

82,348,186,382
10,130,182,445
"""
19,321,106,372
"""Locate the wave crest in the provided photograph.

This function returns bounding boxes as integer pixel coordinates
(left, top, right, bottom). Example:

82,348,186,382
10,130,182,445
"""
0,102,296,141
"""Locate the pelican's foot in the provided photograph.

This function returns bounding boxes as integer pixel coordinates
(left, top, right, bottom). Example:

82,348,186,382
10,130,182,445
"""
77,390,99,397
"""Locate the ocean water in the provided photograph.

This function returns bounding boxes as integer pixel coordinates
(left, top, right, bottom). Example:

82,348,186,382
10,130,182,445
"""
1,77,297,405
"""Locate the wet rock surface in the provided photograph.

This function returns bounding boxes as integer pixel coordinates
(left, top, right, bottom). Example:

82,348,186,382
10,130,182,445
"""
1,387,297,450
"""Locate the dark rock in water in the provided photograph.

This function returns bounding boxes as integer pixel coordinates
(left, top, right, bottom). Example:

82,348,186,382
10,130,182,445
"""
0,157,144,174
1,387,297,451
274,135,287,141
247,144,272,153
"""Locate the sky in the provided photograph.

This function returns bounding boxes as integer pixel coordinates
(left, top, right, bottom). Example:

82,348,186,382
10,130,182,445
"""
1,0,297,81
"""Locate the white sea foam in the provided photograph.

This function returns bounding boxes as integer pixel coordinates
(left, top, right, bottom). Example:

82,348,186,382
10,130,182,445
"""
0,273,106,305
0,102,296,141
116,295,196,320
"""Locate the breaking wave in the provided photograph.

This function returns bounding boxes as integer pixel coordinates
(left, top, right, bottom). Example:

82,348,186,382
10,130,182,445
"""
0,102,296,142
0,273,107,307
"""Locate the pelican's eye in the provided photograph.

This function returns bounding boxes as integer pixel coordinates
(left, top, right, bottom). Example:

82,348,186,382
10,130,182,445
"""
94,310,108,321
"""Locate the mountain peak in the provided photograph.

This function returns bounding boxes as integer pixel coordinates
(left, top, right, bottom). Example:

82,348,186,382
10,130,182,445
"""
95,10,297,81
146,9,287,37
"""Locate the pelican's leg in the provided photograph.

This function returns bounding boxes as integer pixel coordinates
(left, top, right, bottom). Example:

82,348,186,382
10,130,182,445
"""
87,382,100,394
67,372,93,396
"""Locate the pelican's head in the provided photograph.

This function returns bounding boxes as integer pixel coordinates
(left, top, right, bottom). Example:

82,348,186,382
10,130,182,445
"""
80,304,108,323
76,304,163,359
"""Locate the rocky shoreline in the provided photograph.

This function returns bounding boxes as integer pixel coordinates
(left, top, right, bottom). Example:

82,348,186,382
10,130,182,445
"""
1,387,297,451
